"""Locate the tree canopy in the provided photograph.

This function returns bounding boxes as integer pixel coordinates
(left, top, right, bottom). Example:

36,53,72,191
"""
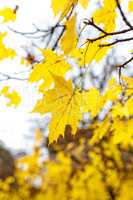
0,0,133,199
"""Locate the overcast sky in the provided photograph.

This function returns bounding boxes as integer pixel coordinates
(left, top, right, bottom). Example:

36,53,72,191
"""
0,0,52,152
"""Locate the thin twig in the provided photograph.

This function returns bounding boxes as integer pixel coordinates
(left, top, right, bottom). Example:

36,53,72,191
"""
0,72,27,82
99,36,133,47
115,0,133,29
116,56,133,84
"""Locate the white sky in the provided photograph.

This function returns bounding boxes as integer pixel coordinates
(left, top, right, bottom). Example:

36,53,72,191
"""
0,0,52,152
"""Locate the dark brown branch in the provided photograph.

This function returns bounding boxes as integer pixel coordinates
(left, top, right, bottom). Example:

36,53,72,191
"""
87,28,133,43
118,56,133,68
116,56,133,84
84,18,132,36
84,17,133,47
115,0,133,29
84,19,107,34
99,36,133,47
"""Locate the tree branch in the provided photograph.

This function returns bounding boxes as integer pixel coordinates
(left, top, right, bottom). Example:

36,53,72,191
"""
0,72,27,82
99,36,133,47
115,0,133,29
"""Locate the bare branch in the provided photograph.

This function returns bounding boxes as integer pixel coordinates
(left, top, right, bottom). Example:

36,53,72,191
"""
84,18,107,34
115,0,133,29
0,72,27,82
99,37,133,47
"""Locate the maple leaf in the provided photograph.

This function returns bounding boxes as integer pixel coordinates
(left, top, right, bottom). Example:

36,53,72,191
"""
51,0,88,21
111,99,133,119
92,0,117,32
33,74,105,143
111,118,133,147
33,75,90,143
0,86,21,107
83,88,105,118
51,0,89,15
33,75,83,143
0,7,16,23
90,116,111,145
29,49,70,91
60,15,78,54
128,0,133,12
70,41,111,67
104,78,122,101
122,76,133,96
0,33,16,61
51,0,77,19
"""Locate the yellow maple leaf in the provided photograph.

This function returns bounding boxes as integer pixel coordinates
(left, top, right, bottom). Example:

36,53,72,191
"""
83,87,105,118
92,0,117,32
90,117,111,145
128,1,133,12
29,49,70,91
104,78,122,101
0,32,16,60
52,0,69,16
33,75,82,143
71,41,110,66
51,0,88,17
125,98,133,116
33,75,97,143
111,98,133,118
0,7,16,23
60,15,78,54
111,118,133,147
122,76,133,96
33,75,105,143
51,0,77,19
0,86,21,107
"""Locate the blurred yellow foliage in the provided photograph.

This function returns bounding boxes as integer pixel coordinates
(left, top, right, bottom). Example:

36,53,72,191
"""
0,7,16,23
0,86,21,107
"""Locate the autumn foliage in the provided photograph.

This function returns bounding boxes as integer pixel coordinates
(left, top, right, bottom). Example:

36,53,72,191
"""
0,0,133,199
